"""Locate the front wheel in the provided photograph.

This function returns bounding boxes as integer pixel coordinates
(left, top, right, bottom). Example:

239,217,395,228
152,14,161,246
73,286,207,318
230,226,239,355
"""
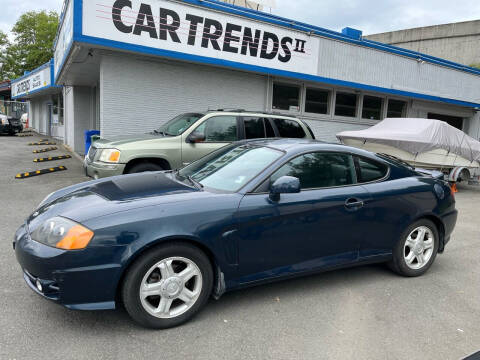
126,162,164,174
122,243,213,329
389,219,439,277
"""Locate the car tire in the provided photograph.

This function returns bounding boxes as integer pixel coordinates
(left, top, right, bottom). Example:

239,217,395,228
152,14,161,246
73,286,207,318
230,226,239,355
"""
389,219,439,277
122,243,213,329
127,162,164,174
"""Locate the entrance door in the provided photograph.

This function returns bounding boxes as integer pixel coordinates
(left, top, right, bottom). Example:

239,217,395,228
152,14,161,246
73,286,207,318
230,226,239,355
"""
428,113,463,130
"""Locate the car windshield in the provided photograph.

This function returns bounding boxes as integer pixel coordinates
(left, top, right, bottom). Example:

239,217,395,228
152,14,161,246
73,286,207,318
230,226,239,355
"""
178,144,283,192
153,113,204,136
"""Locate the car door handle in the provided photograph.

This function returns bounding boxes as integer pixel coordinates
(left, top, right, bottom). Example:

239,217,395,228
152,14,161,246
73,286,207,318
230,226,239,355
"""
345,198,364,209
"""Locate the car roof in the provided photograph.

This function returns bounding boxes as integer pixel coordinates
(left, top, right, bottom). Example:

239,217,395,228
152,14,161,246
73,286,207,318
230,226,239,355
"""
237,138,382,159
206,110,298,120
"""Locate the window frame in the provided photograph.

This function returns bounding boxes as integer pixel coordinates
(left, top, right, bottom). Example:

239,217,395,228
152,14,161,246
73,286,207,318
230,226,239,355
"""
386,98,408,118
272,82,302,114
361,94,385,121
304,87,332,116
251,150,365,194
271,117,307,139
353,155,390,184
190,115,241,143
334,91,359,118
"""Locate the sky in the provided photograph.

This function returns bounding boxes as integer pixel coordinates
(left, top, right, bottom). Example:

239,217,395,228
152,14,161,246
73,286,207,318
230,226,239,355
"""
1,0,479,36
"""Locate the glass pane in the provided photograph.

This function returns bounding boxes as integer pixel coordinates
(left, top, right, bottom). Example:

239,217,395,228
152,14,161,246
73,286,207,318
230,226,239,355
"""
265,119,275,137
273,118,305,138
357,157,388,183
244,117,266,139
159,113,203,136
181,145,283,192
197,116,238,142
271,152,355,189
362,95,383,120
272,84,300,111
305,88,329,114
387,99,407,118
335,92,357,117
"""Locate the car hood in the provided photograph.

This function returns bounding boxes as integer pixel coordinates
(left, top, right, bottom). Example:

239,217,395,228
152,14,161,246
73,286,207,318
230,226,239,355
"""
93,133,168,148
27,172,202,229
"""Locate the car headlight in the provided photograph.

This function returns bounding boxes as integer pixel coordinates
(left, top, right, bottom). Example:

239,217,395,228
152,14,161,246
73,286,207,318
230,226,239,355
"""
30,216,94,250
98,149,121,163
1,118,8,125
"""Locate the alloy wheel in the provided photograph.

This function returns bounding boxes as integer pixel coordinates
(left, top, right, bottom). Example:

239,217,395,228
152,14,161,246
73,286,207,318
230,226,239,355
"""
403,226,435,270
139,257,203,319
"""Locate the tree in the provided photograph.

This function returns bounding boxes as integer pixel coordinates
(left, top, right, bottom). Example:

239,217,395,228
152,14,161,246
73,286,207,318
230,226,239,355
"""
1,10,59,79
0,30,9,80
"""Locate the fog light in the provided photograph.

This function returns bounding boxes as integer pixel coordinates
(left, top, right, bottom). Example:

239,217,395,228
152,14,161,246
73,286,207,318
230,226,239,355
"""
36,280,43,292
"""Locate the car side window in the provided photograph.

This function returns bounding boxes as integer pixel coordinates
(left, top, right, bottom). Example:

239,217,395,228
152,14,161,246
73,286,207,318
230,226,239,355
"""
355,157,388,183
194,116,238,142
243,117,266,139
271,152,356,189
272,118,306,138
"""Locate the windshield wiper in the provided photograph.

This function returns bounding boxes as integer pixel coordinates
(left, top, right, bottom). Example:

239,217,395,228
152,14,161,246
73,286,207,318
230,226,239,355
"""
152,130,167,136
172,170,203,189
186,175,204,189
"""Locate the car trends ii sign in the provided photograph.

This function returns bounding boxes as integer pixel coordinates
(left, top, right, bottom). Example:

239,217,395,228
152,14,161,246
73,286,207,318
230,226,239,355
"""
12,66,51,98
83,0,320,75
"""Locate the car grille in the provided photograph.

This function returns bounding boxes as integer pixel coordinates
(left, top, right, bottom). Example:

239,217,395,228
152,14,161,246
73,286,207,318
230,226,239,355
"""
88,146,97,162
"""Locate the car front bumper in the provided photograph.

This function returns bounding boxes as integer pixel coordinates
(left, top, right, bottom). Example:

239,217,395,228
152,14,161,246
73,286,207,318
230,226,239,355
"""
14,223,124,310
84,157,126,179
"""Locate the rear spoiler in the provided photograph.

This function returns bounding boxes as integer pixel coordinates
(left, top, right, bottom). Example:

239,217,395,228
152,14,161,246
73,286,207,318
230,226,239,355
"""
415,168,445,180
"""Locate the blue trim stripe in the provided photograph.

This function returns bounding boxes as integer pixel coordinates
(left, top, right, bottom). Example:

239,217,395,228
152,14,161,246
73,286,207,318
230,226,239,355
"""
76,34,480,108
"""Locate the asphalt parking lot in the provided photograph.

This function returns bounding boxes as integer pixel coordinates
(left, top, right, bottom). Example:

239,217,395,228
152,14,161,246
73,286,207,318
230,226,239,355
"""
1,133,480,360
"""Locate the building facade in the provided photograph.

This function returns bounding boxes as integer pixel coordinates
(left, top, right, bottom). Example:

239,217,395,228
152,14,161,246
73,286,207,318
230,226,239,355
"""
12,0,480,155
11,60,64,138
365,20,480,67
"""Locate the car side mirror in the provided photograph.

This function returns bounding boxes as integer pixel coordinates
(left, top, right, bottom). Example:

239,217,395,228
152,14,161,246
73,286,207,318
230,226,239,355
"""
187,132,206,143
269,176,301,202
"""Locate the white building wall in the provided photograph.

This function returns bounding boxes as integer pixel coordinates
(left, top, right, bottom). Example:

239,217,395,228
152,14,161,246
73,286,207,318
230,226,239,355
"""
99,54,268,138
64,86,96,154
316,37,480,104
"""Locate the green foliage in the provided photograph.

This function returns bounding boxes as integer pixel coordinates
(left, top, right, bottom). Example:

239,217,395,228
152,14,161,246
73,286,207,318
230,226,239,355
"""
0,30,10,80
0,10,59,81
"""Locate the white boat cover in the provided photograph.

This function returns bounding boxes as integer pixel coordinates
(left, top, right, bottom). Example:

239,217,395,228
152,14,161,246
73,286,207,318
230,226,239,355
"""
337,118,480,163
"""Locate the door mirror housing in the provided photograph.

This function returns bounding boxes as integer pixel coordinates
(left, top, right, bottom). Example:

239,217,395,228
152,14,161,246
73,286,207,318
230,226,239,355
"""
269,176,301,201
187,132,206,143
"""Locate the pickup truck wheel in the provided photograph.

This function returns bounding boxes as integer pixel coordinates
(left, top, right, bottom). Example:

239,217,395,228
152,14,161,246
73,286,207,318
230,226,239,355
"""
127,162,164,174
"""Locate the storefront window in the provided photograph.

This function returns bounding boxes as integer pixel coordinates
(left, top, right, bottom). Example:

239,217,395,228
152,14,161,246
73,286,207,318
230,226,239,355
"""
335,92,357,117
387,99,407,118
362,95,383,120
305,88,330,114
272,83,300,112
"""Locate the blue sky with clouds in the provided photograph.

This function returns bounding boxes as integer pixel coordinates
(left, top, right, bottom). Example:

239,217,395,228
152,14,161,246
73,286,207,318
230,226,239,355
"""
1,0,479,36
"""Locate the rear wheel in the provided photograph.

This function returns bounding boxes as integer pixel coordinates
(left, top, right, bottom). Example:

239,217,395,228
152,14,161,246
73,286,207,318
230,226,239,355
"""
122,243,213,329
126,162,164,174
389,219,439,277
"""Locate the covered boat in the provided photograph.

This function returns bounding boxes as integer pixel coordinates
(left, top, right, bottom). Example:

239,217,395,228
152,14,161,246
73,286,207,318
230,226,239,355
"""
337,118,480,170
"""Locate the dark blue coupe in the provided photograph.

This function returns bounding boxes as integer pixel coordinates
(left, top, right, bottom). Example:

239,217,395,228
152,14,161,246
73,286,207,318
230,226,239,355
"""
14,139,457,328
